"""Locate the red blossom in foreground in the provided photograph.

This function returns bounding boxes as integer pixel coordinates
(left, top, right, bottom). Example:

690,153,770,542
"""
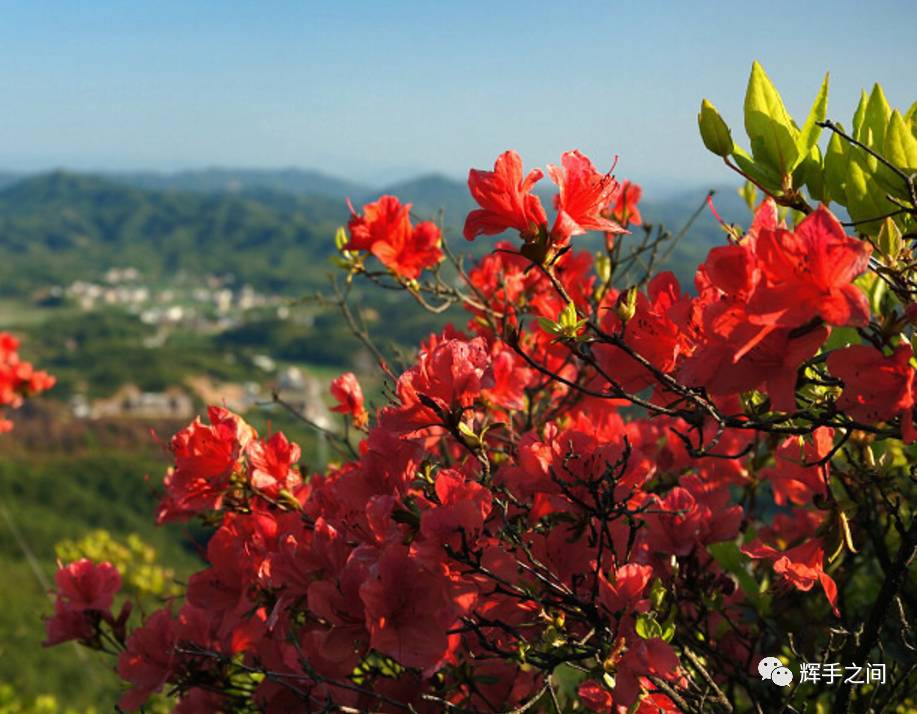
117,608,178,710
743,539,839,616
330,370,369,428
579,679,614,712
346,195,410,252
43,601,96,647
465,149,627,248
763,427,833,506
548,149,625,244
246,431,302,497
463,150,547,241
45,156,912,712
346,195,443,278
0,332,54,431
156,406,254,523
747,204,872,328
53,558,121,612
359,544,458,671
607,179,643,226
827,343,917,442
43,559,124,647
598,563,654,614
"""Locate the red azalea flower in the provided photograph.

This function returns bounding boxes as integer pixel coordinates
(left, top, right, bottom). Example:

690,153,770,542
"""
53,559,121,613
346,195,412,252
359,545,456,671
827,343,916,441
742,539,839,616
247,432,302,497
607,179,643,226
748,205,872,328
117,609,178,711
641,487,705,556
420,468,493,550
156,407,254,523
0,331,54,430
482,344,533,411
598,563,654,614
171,406,253,480
347,196,443,278
388,336,493,437
578,680,613,712
614,637,680,709
373,219,444,280
330,371,369,428
763,428,833,506
548,150,625,244
43,602,95,646
595,272,686,393
464,150,547,241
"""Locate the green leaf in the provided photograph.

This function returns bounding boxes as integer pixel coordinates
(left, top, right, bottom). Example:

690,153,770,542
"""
708,541,770,613
559,300,579,330
863,83,892,152
824,326,860,352
744,61,799,177
649,579,667,610
823,125,849,205
660,619,676,643
595,252,611,284
698,99,734,157
635,613,663,640
536,316,560,335
852,90,868,141
538,302,585,341
846,149,894,233
739,180,758,212
885,110,917,174
732,145,783,192
906,99,917,124
797,72,829,159
856,271,887,314
792,143,826,202
877,217,903,261
458,421,477,440
334,226,348,250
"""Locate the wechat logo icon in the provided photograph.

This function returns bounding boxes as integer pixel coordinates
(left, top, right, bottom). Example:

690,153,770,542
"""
759,656,794,687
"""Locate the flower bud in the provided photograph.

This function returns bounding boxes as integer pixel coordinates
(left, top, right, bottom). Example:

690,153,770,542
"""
698,99,734,157
615,286,639,324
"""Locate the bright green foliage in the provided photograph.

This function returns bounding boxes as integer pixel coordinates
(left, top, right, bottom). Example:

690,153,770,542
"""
698,99,734,157
0,452,200,709
0,683,95,714
537,300,588,341
55,530,181,600
743,61,801,178
699,62,916,237
797,72,829,159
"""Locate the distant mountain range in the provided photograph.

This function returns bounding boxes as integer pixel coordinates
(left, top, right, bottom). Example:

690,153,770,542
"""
0,166,748,218
109,167,373,202
0,167,749,297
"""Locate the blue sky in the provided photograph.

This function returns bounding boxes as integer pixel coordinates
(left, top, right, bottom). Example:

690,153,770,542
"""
0,1,914,190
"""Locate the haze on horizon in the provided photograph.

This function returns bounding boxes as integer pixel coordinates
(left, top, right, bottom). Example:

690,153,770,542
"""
1,0,915,192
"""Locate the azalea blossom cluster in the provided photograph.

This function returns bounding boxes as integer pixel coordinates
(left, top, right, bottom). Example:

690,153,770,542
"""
45,149,916,712
0,332,54,431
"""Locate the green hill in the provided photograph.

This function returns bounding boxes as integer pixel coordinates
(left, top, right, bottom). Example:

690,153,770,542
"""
0,171,348,296
108,166,371,200
0,168,747,300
